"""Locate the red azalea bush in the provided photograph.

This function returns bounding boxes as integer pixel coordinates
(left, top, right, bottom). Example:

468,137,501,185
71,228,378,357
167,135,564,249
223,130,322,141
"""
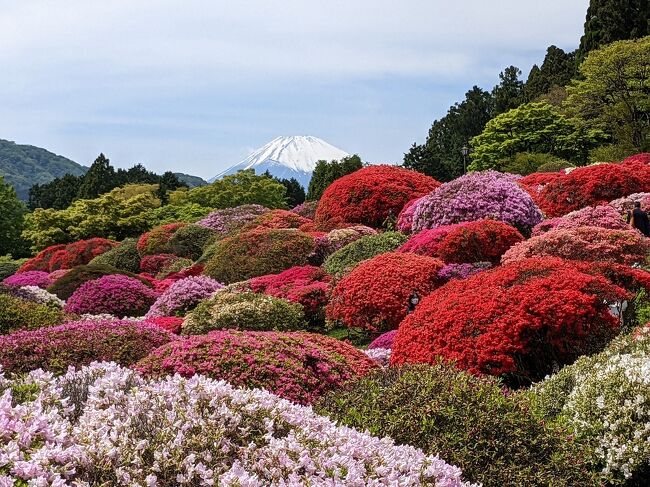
203,228,316,284
64,274,158,316
137,223,187,256
396,196,425,233
538,163,650,217
243,209,312,231
134,330,377,404
249,266,331,326
392,257,634,384
145,316,184,334
622,153,650,165
399,220,523,264
140,254,183,274
0,319,175,375
18,238,118,273
327,252,444,332
502,227,650,266
315,165,440,229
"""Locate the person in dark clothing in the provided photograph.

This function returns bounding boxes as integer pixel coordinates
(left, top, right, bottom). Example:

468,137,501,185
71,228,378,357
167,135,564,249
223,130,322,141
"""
406,290,420,314
627,201,650,236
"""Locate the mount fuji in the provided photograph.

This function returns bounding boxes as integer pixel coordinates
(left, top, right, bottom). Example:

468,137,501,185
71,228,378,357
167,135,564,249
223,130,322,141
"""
210,136,349,189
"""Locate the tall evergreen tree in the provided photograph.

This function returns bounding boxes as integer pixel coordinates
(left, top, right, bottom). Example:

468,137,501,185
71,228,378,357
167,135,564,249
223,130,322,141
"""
306,155,363,200
155,171,186,205
577,0,649,61
77,154,117,200
0,175,27,257
524,46,577,101
492,66,524,114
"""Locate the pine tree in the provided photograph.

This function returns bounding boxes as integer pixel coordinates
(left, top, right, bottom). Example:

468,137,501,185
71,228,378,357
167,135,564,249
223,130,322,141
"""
77,154,117,200
0,176,27,257
492,66,524,114
524,46,577,101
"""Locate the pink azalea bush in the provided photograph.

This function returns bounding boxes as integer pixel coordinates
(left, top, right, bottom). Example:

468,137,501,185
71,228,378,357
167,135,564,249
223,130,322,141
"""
291,200,319,219
609,192,650,216
65,275,158,317
197,204,270,234
368,329,397,350
3,271,53,289
313,225,377,262
364,347,392,366
0,320,175,375
0,362,474,486
135,330,378,405
532,205,628,236
412,171,542,235
396,196,425,233
146,275,224,318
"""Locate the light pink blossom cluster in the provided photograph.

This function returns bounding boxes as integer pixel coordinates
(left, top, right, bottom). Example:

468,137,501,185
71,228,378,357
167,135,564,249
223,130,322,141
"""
0,362,475,486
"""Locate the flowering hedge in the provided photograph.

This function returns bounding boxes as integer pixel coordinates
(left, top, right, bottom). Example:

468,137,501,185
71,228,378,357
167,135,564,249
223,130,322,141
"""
327,252,444,332
182,291,305,334
609,192,650,216
242,209,312,231
3,270,53,289
368,329,397,350
17,238,118,273
315,165,440,228
249,266,331,327
392,257,632,384
0,294,66,335
65,274,158,317
0,320,175,375
145,316,184,334
532,205,629,236
135,330,377,404
437,262,492,282
517,172,564,203
538,162,650,217
139,253,184,274
146,275,224,318
291,200,318,219
399,219,523,264
396,196,425,233
312,225,377,263
197,204,270,234
88,238,141,273
622,152,650,165
322,231,408,277
0,285,64,309
47,263,151,300
203,228,316,284
502,227,650,266
136,222,186,256
412,171,542,235
164,223,216,260
0,362,472,486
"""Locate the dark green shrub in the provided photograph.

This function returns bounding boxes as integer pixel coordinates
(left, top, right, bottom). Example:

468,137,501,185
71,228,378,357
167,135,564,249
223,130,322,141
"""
322,232,407,277
0,294,67,335
182,291,305,335
47,264,151,300
316,364,596,487
537,160,575,173
165,224,216,260
0,256,26,280
89,238,141,273
502,152,562,175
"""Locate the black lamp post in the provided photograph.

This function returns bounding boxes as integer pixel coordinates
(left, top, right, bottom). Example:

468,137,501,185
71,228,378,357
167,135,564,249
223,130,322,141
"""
461,146,470,174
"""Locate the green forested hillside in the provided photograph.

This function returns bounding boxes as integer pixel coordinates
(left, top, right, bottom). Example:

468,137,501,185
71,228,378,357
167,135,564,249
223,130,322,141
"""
174,172,208,188
0,138,87,199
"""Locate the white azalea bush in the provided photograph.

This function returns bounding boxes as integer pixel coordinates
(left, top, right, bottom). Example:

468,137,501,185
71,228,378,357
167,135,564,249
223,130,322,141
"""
0,362,474,486
531,326,650,483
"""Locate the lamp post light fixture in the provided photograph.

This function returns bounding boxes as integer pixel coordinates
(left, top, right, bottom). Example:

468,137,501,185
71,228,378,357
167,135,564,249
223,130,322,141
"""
461,146,470,174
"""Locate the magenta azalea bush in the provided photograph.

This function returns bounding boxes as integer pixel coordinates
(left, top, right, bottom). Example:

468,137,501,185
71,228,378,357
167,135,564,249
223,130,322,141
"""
197,204,270,234
0,362,474,486
397,196,425,233
532,205,628,236
368,330,397,350
146,275,224,318
412,171,542,234
0,320,175,375
64,275,158,317
3,271,53,289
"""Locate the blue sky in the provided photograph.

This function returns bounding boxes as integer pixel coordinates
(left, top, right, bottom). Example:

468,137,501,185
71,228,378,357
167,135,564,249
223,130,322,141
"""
0,0,589,179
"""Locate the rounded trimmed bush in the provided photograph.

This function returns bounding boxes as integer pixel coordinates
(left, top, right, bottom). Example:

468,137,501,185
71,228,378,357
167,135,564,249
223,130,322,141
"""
0,320,175,375
316,364,596,487
291,200,318,219
3,270,53,289
532,205,629,236
0,294,66,335
399,219,523,264
137,222,187,256
315,165,440,228
368,330,397,350
327,252,444,332
139,253,184,274
146,275,224,318
18,238,118,273
322,231,408,277
412,171,542,235
47,264,151,300
0,258,25,281
135,330,377,404
89,238,141,273
312,225,377,263
622,152,650,165
0,284,64,309
197,204,270,234
609,192,650,216
165,223,216,260
437,262,492,281
392,257,632,384
182,291,305,335
203,228,316,284
146,316,184,334
396,196,425,233
65,274,158,317
242,209,312,231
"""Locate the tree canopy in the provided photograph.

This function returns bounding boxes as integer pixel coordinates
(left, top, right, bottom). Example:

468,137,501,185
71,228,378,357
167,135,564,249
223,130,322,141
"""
306,155,363,200
0,176,27,257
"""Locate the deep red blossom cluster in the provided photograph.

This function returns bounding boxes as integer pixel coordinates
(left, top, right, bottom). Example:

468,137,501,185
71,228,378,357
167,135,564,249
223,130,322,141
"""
622,153,650,165
537,163,650,216
399,220,523,264
327,252,444,332
315,165,440,229
392,257,643,384
140,254,182,274
18,238,118,273
137,223,186,256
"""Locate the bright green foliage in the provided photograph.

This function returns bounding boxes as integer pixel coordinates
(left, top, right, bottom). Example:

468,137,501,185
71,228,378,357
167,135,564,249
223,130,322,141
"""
469,102,606,170
145,203,212,226
536,159,575,173
182,291,305,335
306,155,363,201
566,36,650,151
175,169,287,210
0,176,27,257
316,364,596,487
322,232,407,277
89,238,141,273
0,294,66,335
502,152,567,175
588,143,639,163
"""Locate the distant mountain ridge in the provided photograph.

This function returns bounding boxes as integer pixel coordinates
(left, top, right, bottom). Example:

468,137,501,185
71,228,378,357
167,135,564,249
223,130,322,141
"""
210,136,349,188
174,173,208,188
0,138,87,199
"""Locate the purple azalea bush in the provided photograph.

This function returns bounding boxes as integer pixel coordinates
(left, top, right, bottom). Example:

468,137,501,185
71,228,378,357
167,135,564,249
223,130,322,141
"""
437,262,492,282
64,274,158,317
146,275,224,318
197,204,270,234
3,271,53,289
412,171,542,234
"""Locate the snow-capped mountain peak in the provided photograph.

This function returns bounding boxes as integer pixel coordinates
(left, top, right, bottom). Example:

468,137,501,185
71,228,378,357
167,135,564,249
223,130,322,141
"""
209,136,349,188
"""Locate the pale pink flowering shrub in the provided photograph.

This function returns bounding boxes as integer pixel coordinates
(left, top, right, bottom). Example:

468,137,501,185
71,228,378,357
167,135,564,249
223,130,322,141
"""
145,275,224,318
0,362,475,486
197,204,270,234
396,196,425,233
532,205,628,236
609,192,650,216
364,347,392,366
3,270,53,289
291,200,318,219
313,225,378,262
